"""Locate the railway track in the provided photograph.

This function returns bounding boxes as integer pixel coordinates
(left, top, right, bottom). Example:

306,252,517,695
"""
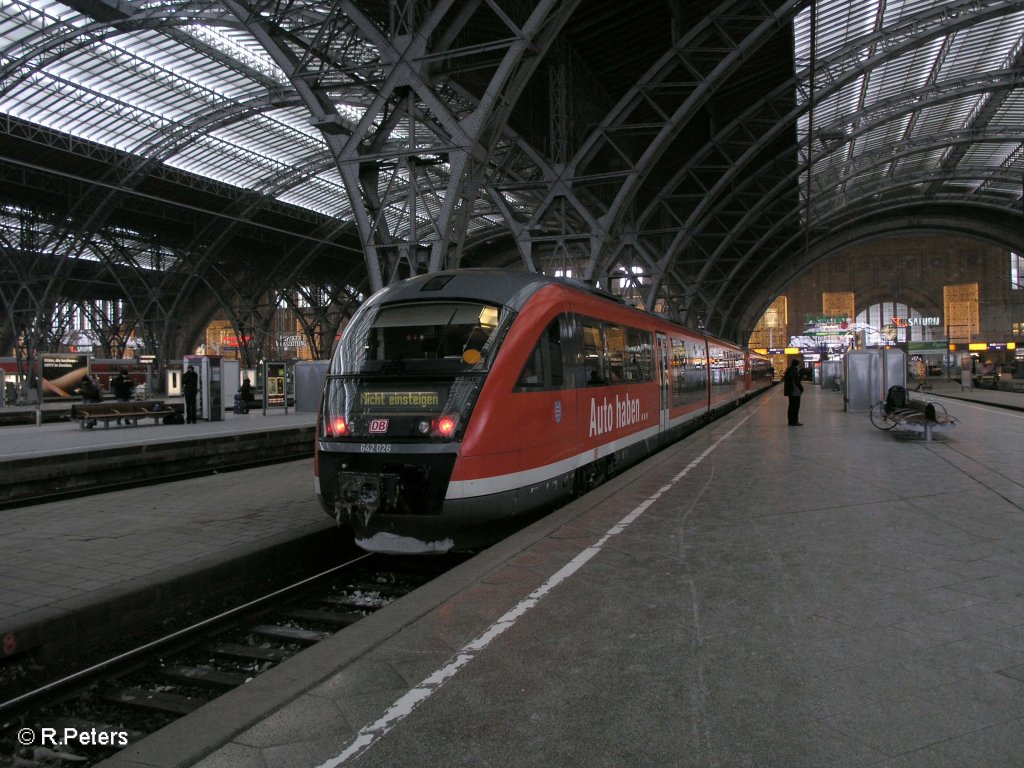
0,552,467,767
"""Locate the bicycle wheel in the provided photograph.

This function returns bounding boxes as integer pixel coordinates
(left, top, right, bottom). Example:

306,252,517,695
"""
869,401,896,430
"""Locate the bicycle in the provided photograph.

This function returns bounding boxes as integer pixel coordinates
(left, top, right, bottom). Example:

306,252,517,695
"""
869,385,954,434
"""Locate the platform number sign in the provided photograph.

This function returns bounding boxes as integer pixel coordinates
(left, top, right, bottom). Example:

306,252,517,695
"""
368,418,389,434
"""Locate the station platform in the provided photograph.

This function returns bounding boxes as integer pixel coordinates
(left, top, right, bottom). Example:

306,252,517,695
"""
0,400,316,457
0,407,326,666
69,380,1024,768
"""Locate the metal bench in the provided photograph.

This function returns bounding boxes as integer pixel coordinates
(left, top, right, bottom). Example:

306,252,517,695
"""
869,393,958,441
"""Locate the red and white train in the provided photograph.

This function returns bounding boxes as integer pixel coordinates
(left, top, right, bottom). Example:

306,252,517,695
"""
315,269,772,554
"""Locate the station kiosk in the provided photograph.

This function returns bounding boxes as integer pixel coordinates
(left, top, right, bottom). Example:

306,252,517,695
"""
183,355,224,421
844,348,906,412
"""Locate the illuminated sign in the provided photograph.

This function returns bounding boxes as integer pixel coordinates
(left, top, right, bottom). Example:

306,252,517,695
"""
962,341,1017,352
805,314,850,325
360,390,441,409
892,316,941,327
220,333,252,350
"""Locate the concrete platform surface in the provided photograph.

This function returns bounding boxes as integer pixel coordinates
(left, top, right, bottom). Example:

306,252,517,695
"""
0,408,325,663
0,404,315,461
90,382,1024,768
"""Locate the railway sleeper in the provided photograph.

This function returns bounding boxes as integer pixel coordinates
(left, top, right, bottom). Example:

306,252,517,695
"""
103,686,207,715
319,594,387,611
284,607,363,628
159,665,252,691
251,624,330,645
344,581,405,597
207,642,293,662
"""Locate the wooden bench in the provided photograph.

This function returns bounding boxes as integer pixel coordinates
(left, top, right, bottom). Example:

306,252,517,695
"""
72,400,181,429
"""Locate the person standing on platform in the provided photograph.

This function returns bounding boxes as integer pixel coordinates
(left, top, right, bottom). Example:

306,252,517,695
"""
783,358,804,426
78,374,102,428
111,370,134,425
237,377,254,414
960,359,974,391
182,364,199,424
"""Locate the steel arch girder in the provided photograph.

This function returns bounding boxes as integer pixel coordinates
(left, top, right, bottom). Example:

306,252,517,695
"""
638,1,1024,319
674,123,1024,336
718,182,1024,341
233,0,579,291
697,125,1024,332
729,202,1024,340
515,0,800,287
568,0,805,284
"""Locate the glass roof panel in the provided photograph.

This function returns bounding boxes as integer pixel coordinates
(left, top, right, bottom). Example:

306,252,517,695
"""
0,0,1018,272
938,16,1024,80
0,3,337,206
796,0,1024,219
277,169,348,217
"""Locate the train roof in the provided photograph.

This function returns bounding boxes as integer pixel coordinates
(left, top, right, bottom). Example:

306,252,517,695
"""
367,269,602,314
363,269,758,352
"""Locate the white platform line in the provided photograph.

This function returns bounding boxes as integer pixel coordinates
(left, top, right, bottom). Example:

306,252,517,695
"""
314,411,754,768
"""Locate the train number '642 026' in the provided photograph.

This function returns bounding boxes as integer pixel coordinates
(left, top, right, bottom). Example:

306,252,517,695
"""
359,443,392,453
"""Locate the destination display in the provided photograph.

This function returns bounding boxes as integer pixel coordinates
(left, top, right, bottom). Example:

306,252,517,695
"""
359,390,442,409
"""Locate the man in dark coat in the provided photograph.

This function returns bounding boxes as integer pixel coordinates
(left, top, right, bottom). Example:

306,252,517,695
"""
111,370,134,425
78,374,102,429
783,359,804,426
182,364,199,423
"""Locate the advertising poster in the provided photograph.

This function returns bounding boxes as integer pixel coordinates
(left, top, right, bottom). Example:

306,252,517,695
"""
266,362,287,407
41,354,89,398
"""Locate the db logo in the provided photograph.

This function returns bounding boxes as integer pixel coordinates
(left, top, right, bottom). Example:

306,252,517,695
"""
368,419,389,434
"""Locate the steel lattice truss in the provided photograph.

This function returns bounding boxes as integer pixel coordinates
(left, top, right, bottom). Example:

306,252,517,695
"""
0,0,1021,360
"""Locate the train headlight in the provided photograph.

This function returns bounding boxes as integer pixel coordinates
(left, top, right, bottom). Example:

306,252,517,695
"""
417,420,431,435
436,416,456,437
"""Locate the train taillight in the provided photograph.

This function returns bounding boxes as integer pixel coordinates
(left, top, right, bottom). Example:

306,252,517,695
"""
436,416,456,437
330,416,349,436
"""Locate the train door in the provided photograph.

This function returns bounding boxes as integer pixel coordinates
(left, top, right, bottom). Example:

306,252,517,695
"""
656,332,670,432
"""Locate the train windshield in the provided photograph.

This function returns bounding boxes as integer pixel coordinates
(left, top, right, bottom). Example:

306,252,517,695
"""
323,300,512,441
337,301,509,375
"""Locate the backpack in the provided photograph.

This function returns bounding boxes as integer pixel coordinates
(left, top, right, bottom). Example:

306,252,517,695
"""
884,385,906,413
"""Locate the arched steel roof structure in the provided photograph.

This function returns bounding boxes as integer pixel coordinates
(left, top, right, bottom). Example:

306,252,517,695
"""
0,0,1021,362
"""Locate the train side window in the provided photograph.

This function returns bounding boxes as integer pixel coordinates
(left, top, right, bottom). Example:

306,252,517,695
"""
670,336,707,408
546,320,565,387
581,321,606,386
514,318,565,391
605,324,626,383
626,328,653,381
515,342,545,390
